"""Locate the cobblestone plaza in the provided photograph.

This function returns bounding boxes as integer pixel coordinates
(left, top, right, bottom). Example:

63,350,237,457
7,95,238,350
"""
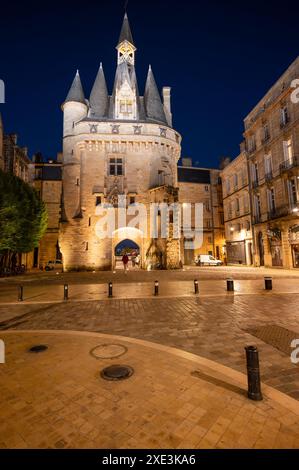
0,267,299,448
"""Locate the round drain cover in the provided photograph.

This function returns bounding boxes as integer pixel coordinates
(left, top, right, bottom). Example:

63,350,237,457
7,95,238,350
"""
101,364,134,381
29,345,48,353
90,343,127,359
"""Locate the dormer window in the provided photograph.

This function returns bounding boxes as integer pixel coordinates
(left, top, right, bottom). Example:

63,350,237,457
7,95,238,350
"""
120,100,133,114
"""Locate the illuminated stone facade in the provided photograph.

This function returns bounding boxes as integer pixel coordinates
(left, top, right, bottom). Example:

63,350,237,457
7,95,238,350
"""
244,57,299,268
221,152,253,265
59,14,182,271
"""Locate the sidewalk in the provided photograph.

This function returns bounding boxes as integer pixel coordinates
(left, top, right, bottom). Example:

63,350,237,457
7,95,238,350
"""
1,331,299,449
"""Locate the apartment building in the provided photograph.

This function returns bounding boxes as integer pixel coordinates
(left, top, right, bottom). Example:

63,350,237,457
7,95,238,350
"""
31,154,62,268
221,152,253,265
178,158,225,264
244,57,299,268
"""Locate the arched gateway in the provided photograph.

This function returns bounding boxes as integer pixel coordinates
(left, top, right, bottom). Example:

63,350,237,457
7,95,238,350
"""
112,227,143,269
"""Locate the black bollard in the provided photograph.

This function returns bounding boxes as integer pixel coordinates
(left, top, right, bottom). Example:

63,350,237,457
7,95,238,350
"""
64,284,68,301
108,282,113,298
264,277,272,290
18,285,23,302
154,280,159,296
194,279,199,294
226,278,234,292
245,345,263,401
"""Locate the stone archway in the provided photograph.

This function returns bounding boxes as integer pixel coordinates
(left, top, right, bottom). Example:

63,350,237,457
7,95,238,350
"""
112,227,144,269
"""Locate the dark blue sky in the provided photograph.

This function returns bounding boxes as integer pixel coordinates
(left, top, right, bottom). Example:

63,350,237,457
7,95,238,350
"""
1,0,299,168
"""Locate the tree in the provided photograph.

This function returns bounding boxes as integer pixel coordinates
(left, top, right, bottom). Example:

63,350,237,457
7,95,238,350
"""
0,170,48,269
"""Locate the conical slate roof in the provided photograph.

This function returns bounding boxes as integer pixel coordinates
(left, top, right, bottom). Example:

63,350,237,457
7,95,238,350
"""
64,70,85,104
144,65,167,124
89,63,109,117
117,13,135,46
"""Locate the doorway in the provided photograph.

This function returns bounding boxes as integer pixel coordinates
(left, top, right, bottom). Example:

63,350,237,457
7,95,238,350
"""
257,232,264,266
114,239,140,270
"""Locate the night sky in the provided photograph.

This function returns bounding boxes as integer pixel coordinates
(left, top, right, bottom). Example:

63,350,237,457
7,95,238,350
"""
1,0,299,168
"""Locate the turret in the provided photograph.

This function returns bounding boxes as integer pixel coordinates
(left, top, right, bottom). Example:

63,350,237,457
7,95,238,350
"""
144,65,167,125
89,63,109,118
62,70,88,137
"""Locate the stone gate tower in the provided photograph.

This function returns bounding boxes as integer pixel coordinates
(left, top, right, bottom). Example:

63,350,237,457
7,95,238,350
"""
59,14,182,270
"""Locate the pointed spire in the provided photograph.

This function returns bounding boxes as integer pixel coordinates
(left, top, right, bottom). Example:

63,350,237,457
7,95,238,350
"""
144,65,167,124
89,63,109,117
64,70,85,104
117,12,135,47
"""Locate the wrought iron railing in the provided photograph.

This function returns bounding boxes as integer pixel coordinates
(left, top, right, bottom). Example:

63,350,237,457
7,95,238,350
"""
279,156,299,173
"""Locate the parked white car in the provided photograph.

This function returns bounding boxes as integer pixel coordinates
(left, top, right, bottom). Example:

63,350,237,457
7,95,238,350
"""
195,255,222,266
45,260,63,271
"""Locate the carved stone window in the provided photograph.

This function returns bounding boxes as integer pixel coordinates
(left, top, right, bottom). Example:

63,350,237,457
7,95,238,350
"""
160,128,167,138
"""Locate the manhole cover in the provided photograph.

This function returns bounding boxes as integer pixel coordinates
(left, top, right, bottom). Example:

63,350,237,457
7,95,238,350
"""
100,364,134,381
90,343,127,359
29,345,48,353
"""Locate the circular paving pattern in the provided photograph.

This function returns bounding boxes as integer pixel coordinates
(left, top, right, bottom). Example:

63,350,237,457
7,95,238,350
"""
90,343,127,359
100,364,134,381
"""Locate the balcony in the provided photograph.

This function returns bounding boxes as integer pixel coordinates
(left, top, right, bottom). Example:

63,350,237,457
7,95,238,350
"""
253,214,261,224
261,134,270,145
267,203,299,220
248,144,256,154
264,171,273,182
279,156,299,173
280,116,290,129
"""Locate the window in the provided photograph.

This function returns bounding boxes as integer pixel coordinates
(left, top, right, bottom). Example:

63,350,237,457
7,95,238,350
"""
120,100,132,114
248,135,256,152
235,198,240,213
95,196,101,206
208,237,212,243
263,123,270,141
280,106,289,126
254,195,261,218
109,158,123,176
233,174,238,189
206,219,211,228
267,187,275,212
226,179,231,195
129,196,135,205
205,185,209,192
85,242,89,251
243,194,249,213
76,177,80,186
88,217,91,227
251,162,259,184
283,139,293,164
220,212,224,224
288,178,298,206
205,200,211,212
264,154,272,176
